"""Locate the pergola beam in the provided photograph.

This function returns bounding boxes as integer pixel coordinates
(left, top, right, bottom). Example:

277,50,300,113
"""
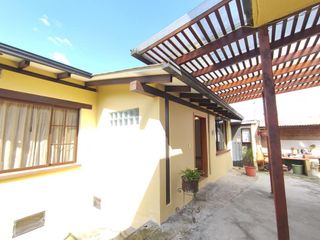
228,78,320,103
212,57,320,93
219,66,320,99
136,0,233,55
175,27,255,65
226,74,320,103
192,26,320,77
206,44,320,86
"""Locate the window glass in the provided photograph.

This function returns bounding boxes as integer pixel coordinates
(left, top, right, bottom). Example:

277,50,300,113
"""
0,99,79,172
216,119,228,151
110,108,139,127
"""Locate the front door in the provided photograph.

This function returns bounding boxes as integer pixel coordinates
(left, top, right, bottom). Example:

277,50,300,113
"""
194,116,208,177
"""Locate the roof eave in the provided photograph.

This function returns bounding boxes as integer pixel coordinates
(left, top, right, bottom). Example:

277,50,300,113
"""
0,42,92,78
162,62,243,120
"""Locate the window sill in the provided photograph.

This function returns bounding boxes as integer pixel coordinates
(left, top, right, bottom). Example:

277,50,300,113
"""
216,149,231,156
0,164,81,182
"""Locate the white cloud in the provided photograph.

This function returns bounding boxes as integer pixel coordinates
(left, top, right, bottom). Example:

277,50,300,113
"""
48,36,59,46
52,52,70,65
39,15,50,26
48,36,73,48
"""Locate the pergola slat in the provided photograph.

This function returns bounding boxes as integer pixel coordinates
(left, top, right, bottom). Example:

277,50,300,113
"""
192,26,320,77
206,43,319,87
137,0,233,55
221,67,319,99
132,4,320,238
216,58,320,94
175,27,255,65
228,76,320,103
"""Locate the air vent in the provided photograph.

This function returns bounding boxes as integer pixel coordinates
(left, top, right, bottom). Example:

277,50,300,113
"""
13,211,45,238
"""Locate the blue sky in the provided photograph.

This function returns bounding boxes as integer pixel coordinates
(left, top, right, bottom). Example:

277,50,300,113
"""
0,0,203,73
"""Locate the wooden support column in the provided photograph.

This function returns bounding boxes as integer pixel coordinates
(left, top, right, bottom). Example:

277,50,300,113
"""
261,92,274,194
258,27,289,240
165,95,170,204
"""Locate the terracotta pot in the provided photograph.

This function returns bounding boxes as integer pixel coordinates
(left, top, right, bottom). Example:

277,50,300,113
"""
181,176,199,193
245,166,256,177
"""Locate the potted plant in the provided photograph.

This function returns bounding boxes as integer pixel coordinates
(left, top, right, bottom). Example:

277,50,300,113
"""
243,146,256,176
181,168,201,193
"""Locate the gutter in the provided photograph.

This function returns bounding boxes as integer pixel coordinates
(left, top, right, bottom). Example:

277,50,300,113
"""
161,62,243,120
0,42,92,78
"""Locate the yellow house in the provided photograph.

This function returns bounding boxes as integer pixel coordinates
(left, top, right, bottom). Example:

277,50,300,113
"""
0,42,242,239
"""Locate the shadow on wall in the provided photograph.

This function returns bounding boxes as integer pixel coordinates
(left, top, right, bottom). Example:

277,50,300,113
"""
88,106,184,231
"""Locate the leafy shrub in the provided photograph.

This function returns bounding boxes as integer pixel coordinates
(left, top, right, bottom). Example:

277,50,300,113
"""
181,168,202,181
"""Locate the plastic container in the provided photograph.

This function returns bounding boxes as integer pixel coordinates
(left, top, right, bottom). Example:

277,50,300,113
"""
310,159,319,177
292,164,303,175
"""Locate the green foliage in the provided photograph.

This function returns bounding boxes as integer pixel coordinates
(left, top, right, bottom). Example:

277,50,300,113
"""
309,144,316,151
181,168,201,181
243,146,254,166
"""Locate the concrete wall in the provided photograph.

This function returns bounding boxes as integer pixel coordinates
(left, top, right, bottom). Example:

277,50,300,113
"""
0,59,97,240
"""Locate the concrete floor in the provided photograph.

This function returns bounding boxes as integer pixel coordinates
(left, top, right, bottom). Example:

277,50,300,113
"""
127,169,320,240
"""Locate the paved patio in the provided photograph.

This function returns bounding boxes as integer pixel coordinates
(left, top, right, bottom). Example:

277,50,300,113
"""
126,169,320,240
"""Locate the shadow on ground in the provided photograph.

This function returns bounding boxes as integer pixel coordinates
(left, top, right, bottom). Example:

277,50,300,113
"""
126,169,320,240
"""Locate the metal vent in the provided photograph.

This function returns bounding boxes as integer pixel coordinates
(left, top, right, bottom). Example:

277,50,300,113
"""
13,211,45,238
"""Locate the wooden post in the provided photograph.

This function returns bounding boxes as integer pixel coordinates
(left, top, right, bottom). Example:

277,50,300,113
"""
165,95,171,204
258,27,290,240
261,92,274,194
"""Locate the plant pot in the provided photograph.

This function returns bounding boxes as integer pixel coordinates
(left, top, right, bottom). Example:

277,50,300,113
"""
244,166,256,177
181,176,199,193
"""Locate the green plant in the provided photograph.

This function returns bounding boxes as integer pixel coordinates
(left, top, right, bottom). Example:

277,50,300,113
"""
309,144,316,151
181,168,201,181
243,146,254,166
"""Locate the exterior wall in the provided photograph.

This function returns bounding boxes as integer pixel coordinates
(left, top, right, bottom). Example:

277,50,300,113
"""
260,126,320,154
0,60,235,237
231,122,259,164
0,67,97,239
159,101,233,222
212,120,233,179
93,85,165,230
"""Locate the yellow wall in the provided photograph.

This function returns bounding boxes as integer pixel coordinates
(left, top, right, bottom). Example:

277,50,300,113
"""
0,67,98,239
159,101,233,222
0,62,235,237
252,0,318,27
93,84,165,230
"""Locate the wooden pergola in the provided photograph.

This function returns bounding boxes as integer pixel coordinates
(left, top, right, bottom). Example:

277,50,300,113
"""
132,0,320,239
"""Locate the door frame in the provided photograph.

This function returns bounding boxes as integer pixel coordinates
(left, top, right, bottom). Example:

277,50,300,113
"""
194,114,208,177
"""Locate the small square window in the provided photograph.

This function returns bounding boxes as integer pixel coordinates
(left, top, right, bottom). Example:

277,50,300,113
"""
109,108,139,127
